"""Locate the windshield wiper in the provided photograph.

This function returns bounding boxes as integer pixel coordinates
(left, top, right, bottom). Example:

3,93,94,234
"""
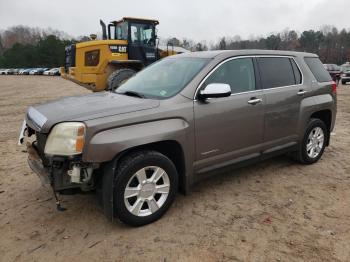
119,90,145,98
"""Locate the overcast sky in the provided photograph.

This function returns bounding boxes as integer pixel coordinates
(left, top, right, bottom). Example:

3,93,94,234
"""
0,0,349,42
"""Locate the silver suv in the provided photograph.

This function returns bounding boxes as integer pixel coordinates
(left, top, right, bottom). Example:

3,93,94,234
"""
19,50,337,226
341,62,350,85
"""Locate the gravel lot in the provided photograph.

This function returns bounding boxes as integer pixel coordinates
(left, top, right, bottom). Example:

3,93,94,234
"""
0,76,350,262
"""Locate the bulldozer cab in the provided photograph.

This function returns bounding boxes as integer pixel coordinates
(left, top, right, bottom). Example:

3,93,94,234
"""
103,17,159,66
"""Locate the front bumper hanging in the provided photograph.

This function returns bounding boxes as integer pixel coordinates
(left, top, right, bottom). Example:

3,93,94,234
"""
26,142,51,185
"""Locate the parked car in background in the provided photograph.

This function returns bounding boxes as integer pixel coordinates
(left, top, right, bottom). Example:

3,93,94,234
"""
43,69,52,75
29,68,39,75
38,68,49,75
0,69,7,75
1,69,11,75
29,68,50,75
22,68,34,75
6,69,15,75
45,68,60,76
18,69,27,75
12,69,20,75
340,62,350,85
324,64,341,85
19,50,337,226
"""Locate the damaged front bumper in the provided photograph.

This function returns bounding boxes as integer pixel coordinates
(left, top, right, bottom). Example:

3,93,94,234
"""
19,121,51,186
19,122,97,193
26,142,51,185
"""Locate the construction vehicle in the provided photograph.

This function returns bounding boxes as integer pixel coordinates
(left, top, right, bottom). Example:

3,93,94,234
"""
61,17,188,91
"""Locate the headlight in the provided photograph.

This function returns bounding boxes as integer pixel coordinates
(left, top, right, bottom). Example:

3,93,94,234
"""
44,122,85,156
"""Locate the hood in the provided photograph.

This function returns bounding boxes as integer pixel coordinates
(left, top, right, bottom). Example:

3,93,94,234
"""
26,92,160,133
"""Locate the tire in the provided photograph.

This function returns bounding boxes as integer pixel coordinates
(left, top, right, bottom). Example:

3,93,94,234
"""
294,118,328,164
107,68,136,91
113,150,178,226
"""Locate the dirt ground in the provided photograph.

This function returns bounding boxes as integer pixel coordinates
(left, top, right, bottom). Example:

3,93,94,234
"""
0,76,350,262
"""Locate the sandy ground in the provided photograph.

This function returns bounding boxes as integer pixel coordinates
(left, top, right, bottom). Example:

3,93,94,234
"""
0,76,350,262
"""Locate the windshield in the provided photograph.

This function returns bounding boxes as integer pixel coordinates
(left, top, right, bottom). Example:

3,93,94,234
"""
342,65,350,72
116,57,210,99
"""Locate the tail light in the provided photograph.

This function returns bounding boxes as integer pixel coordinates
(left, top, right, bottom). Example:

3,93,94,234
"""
331,81,337,94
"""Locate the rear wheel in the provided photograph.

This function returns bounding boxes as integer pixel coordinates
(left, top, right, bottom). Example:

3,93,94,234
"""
294,118,328,164
107,68,136,91
113,151,178,226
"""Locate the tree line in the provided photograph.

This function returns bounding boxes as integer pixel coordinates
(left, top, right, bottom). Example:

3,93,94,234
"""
1,25,350,68
0,26,78,68
169,25,350,65
212,26,350,65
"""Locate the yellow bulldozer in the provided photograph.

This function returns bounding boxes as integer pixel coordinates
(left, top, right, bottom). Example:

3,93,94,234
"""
61,17,188,91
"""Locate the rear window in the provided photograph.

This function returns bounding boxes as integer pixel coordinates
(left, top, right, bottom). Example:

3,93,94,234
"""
304,57,332,82
258,57,297,89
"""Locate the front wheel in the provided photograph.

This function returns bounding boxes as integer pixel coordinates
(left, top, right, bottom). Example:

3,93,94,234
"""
107,68,136,91
113,151,178,226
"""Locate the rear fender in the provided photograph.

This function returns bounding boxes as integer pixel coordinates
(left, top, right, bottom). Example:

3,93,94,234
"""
298,94,335,141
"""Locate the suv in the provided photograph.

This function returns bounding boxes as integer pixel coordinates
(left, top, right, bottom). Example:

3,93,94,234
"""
19,50,337,226
324,64,341,85
340,62,350,85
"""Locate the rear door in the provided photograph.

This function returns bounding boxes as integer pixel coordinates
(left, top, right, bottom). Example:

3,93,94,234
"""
257,56,305,152
194,57,265,172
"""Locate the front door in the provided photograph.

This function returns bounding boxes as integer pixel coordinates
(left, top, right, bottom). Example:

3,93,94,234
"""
194,57,265,172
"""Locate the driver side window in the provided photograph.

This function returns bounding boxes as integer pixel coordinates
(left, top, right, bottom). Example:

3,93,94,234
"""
204,58,256,94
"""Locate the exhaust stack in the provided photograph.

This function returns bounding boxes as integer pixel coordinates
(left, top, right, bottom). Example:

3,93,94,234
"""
100,19,107,40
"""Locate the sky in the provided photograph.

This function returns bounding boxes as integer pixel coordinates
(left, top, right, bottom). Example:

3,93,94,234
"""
0,0,349,42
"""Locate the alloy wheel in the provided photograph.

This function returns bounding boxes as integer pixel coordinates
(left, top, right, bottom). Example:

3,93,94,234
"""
124,166,170,217
306,127,324,158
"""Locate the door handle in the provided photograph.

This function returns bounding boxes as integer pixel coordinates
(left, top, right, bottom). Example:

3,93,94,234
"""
297,90,307,96
247,98,262,105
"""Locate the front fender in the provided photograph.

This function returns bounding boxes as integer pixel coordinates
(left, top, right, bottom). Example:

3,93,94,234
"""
83,118,190,163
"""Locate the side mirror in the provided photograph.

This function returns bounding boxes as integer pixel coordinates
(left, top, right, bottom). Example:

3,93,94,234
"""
198,83,231,99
